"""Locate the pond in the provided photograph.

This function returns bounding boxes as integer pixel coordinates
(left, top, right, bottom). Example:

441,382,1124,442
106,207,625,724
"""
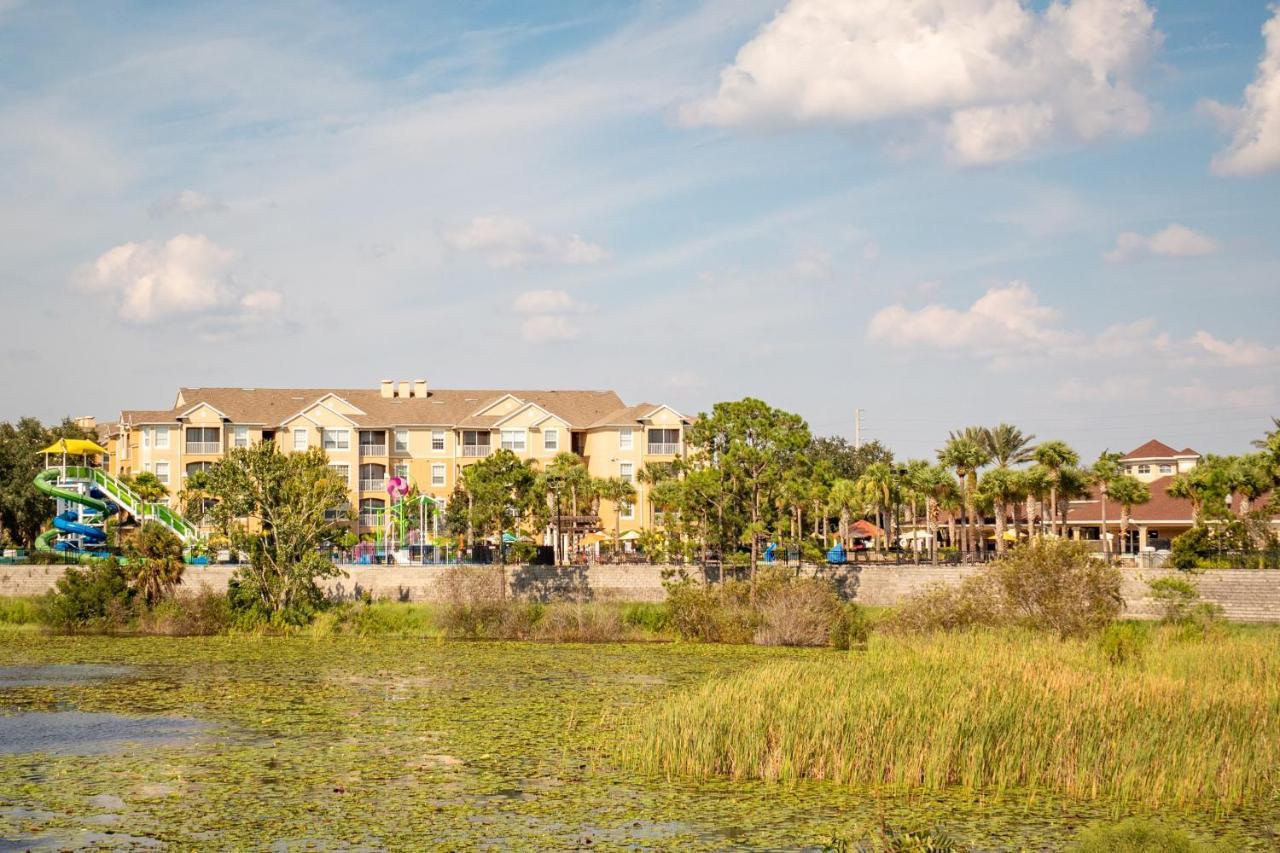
0,637,1272,850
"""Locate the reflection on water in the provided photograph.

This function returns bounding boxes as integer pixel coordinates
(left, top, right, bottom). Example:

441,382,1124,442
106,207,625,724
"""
0,711,205,755
0,665,133,688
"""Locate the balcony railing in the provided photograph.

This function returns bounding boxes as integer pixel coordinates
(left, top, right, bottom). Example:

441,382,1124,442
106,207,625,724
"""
359,444,387,457
462,445,492,458
185,442,222,455
359,513,382,527
359,478,387,492
646,443,681,455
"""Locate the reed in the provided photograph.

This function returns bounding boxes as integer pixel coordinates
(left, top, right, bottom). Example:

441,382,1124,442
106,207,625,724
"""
621,628,1280,811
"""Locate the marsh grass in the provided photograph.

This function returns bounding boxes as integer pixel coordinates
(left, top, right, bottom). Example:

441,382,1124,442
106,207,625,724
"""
621,628,1280,811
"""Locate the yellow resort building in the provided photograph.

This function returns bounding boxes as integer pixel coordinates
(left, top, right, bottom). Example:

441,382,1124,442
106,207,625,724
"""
98,380,689,542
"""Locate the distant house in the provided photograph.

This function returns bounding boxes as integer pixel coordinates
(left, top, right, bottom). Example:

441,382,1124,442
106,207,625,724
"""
1064,439,1276,554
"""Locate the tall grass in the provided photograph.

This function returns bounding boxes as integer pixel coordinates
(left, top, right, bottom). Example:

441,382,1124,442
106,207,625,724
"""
621,628,1280,810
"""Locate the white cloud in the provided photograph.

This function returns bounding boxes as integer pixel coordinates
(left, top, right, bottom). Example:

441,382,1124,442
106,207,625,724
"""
520,315,579,343
80,234,282,327
148,189,226,219
1104,224,1221,262
1190,331,1280,367
512,288,588,343
446,216,610,268
682,0,1159,164
867,282,1070,355
1205,7,1280,176
512,289,582,314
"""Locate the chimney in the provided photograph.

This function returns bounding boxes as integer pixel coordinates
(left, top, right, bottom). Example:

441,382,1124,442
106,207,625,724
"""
380,379,394,399
397,381,411,399
413,379,427,398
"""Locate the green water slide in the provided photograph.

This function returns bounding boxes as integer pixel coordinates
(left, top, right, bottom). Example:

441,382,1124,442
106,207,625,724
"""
33,466,199,545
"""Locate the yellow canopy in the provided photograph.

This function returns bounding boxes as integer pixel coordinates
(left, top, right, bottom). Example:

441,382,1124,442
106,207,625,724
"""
618,530,642,541
580,532,608,546
40,438,108,456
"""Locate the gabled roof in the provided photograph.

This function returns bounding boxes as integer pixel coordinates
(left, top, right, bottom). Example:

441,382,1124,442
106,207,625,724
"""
1121,439,1181,461
122,387,627,430
1176,447,1201,457
588,402,660,428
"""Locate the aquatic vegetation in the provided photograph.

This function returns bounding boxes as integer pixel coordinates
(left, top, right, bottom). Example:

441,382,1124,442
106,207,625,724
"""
0,633,1274,849
622,628,1280,812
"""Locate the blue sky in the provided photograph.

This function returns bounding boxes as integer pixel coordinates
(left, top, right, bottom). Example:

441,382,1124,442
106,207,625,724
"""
0,0,1276,461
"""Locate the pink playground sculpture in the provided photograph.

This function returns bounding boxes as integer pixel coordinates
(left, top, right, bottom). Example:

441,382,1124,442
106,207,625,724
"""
386,476,409,500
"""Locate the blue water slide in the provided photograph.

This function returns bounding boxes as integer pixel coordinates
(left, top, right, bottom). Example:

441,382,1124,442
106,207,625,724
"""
53,510,108,545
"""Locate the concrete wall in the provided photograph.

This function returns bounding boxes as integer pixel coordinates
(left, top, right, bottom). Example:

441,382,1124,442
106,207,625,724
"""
3,563,1279,622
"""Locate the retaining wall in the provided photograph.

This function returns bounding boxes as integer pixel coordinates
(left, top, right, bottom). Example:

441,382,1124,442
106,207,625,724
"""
2,563,1278,622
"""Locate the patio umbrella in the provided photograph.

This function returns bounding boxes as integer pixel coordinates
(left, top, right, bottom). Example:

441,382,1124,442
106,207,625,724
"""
580,532,608,546
618,530,641,541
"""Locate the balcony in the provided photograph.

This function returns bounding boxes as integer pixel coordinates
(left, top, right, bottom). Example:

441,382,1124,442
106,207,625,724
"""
359,444,387,457
646,443,681,456
185,442,222,455
360,478,387,492
461,445,492,458
359,513,382,528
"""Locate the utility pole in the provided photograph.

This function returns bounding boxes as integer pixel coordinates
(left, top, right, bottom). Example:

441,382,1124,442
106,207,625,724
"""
854,408,862,450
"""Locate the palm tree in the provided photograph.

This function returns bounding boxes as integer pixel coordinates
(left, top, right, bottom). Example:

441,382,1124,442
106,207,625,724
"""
827,479,861,548
1090,451,1124,559
1109,475,1150,556
1056,466,1091,541
596,477,637,554
916,465,958,565
980,467,1023,555
1032,440,1079,538
1226,453,1273,515
1165,473,1203,522
981,423,1037,468
938,433,989,558
855,463,896,551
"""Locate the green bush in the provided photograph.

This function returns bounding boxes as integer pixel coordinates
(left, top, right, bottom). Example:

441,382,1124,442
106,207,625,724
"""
136,587,232,636
663,578,757,644
831,602,872,650
620,602,670,634
890,540,1123,638
1148,577,1200,622
38,559,133,631
0,596,42,625
1068,817,1222,852
1098,622,1148,666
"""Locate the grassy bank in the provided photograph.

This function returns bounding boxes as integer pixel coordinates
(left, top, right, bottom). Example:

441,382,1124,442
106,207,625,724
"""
620,627,1280,811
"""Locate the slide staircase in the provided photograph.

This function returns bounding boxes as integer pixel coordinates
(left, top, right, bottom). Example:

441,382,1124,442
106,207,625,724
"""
34,466,200,546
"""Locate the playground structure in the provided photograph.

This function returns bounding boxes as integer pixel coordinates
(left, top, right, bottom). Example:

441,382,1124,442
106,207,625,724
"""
33,439,199,560
354,476,444,565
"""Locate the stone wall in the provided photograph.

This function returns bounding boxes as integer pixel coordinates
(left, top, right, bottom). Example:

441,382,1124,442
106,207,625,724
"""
2,562,1278,622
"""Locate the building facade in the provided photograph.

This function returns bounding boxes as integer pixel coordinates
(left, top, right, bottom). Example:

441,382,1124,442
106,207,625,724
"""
100,381,689,540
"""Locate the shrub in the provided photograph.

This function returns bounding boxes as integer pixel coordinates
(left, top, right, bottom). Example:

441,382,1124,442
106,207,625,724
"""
755,578,842,647
1068,817,1222,852
1098,622,1147,666
830,602,871,650
889,540,1123,638
0,596,42,626
39,559,133,631
664,579,757,644
1148,576,1200,622
136,587,232,636
534,602,623,642
437,566,508,639
620,602,669,635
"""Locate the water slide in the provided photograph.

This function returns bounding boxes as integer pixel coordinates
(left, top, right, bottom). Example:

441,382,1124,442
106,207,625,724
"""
33,470,116,557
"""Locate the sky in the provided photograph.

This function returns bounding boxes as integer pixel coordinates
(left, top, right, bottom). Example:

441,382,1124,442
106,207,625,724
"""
0,0,1277,461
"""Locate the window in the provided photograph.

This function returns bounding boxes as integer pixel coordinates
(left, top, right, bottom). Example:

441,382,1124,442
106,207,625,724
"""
500,429,526,451
154,462,170,485
647,428,680,453
620,501,634,520
394,463,409,479
142,429,150,449
619,461,634,482
154,427,170,449
431,430,446,452
323,429,349,450
1137,464,1151,474
185,462,212,478
431,464,446,487
543,428,559,451
233,426,249,447
1159,464,1173,474
329,464,350,484
394,429,409,453
324,504,348,522
618,427,633,450
293,429,308,451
